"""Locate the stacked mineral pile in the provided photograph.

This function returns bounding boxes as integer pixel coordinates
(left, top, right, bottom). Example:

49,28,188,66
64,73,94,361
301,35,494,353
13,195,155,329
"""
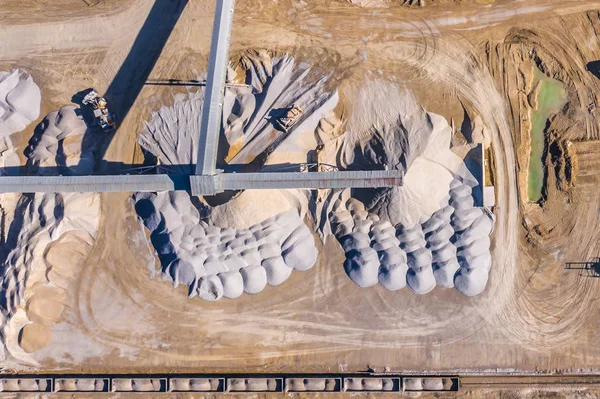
0,69,41,138
139,52,337,173
25,105,96,174
449,180,494,296
330,178,494,296
134,191,318,301
0,192,100,357
337,81,476,228
0,76,102,359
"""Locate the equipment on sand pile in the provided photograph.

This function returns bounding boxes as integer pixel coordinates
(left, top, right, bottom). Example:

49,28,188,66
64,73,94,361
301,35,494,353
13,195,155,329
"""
82,90,117,132
276,104,303,132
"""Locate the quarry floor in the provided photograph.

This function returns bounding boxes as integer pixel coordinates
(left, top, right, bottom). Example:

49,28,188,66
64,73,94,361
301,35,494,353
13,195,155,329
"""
3,0,600,396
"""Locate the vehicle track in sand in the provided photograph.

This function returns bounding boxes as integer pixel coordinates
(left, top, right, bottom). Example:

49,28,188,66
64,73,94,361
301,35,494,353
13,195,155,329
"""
481,15,600,351
64,32,520,371
5,0,600,373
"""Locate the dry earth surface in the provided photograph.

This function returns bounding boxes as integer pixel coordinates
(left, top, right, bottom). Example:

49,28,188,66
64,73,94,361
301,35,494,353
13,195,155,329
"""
2,0,600,396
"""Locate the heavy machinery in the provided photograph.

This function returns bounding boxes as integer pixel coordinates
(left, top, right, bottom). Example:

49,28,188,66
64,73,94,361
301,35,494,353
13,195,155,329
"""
276,104,303,132
82,90,117,132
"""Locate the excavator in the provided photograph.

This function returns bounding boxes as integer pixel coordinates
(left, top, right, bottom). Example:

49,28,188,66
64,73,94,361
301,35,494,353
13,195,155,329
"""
276,104,303,132
82,90,117,132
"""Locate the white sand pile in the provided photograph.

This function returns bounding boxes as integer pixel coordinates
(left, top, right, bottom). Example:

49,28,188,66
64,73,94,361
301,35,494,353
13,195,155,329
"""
338,81,475,227
134,191,317,301
170,378,221,392
25,105,96,174
227,54,338,166
0,192,100,359
287,378,338,392
0,69,41,138
321,82,494,295
139,53,337,171
0,104,101,360
207,188,308,230
329,178,494,296
346,0,387,6
135,53,333,301
0,137,20,175
403,377,454,391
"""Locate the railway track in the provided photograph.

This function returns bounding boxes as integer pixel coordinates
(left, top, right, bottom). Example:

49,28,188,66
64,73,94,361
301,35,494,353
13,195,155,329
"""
460,374,600,389
3,373,600,393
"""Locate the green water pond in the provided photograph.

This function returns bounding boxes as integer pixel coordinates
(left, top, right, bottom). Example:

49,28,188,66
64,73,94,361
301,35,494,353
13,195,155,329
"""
528,69,566,202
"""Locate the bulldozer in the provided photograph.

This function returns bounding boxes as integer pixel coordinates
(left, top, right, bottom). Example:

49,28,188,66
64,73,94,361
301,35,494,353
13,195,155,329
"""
82,90,117,132
275,104,303,132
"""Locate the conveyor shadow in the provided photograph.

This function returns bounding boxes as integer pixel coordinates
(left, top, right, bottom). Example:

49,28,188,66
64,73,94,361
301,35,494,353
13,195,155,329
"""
565,259,600,278
77,0,189,173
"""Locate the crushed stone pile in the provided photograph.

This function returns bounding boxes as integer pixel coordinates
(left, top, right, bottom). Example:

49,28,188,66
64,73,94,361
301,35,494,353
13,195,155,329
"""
138,91,203,173
226,54,338,166
337,82,475,228
0,69,41,138
315,81,494,296
25,105,96,174
0,192,100,359
0,101,100,360
330,178,494,296
0,138,19,175
138,53,337,172
134,191,317,301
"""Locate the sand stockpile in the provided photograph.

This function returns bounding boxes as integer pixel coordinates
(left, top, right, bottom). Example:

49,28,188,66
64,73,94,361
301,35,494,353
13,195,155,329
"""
330,178,494,296
226,53,338,166
134,52,333,301
0,104,101,360
0,192,100,360
134,191,317,301
0,137,19,175
207,188,309,230
139,52,337,171
318,82,494,295
338,81,476,227
25,105,97,175
138,91,203,173
0,69,41,138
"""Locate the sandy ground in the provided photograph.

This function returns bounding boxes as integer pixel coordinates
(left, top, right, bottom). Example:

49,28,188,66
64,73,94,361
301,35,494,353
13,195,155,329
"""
2,0,600,386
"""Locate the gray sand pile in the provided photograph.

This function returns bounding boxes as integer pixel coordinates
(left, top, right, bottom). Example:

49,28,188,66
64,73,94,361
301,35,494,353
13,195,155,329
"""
134,191,317,301
25,105,96,174
315,81,494,295
0,69,41,138
138,91,203,173
139,53,337,171
449,180,494,296
330,178,494,296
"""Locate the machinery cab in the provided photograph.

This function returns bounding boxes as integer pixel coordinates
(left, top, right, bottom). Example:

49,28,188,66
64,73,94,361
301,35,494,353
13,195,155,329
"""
276,104,303,132
82,89,117,132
